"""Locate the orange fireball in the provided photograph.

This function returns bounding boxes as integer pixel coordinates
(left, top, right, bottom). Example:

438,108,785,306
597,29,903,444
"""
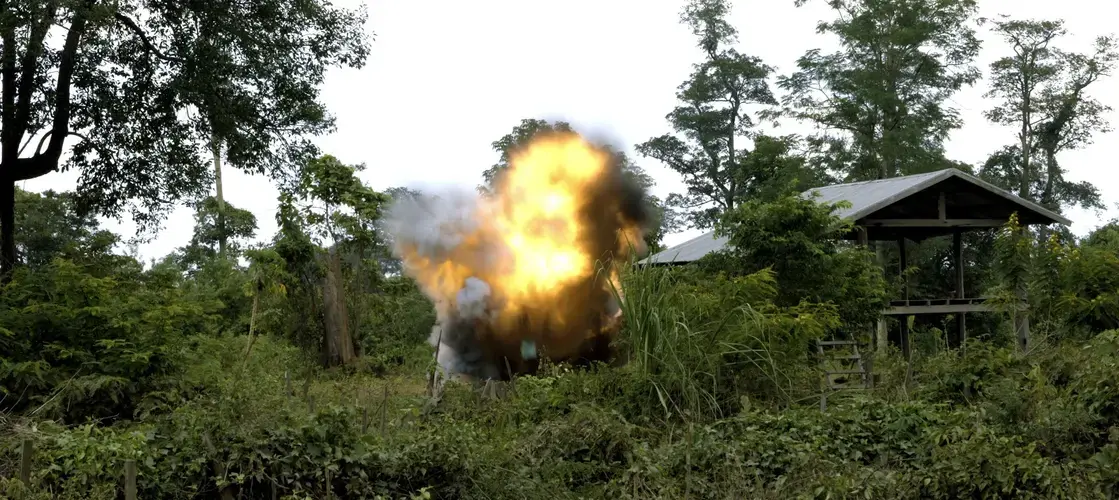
391,131,650,379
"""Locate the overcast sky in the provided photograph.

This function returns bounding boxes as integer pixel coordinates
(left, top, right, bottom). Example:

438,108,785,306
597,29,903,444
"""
25,0,1119,261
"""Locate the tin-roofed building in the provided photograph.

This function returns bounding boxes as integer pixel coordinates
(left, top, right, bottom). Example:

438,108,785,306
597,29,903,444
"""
639,168,1070,359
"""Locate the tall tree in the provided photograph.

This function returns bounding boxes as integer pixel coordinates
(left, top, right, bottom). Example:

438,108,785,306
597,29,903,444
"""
176,196,258,271
638,0,808,230
280,154,388,367
486,118,668,253
980,17,1114,213
981,18,1064,200
0,0,371,280
779,0,982,181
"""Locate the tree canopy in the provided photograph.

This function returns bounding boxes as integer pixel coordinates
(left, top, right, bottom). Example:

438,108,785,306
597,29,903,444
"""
0,0,371,278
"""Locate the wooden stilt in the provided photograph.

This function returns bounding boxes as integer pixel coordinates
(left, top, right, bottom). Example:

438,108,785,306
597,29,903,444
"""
952,230,966,349
898,237,908,301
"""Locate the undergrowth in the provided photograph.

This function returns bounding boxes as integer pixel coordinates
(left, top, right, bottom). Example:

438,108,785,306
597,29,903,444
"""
4,261,1119,499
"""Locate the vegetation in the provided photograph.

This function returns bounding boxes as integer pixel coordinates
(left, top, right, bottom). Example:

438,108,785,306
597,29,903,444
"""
3,0,1119,499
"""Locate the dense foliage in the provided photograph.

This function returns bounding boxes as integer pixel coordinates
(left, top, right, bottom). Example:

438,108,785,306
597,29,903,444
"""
3,0,1119,498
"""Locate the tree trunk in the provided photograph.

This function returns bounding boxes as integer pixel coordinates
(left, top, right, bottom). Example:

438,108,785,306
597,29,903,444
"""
1018,74,1032,200
0,178,15,281
321,250,356,367
211,135,227,257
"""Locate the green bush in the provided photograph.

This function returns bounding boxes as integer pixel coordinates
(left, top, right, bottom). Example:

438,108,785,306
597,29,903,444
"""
701,193,890,331
0,259,219,423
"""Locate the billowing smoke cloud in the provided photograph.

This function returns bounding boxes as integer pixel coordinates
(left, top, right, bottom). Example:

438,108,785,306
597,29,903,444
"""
384,131,651,380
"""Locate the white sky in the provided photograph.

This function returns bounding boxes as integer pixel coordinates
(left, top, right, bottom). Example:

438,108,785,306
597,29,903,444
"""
24,0,1119,261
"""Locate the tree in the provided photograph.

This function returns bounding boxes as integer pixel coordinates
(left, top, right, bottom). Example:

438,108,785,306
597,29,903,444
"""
638,0,806,230
176,197,258,271
12,187,110,268
0,0,371,279
279,154,388,367
486,118,668,253
701,194,889,329
980,17,1115,212
779,0,982,181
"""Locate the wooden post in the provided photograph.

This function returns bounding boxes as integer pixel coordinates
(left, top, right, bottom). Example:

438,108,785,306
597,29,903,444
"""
858,226,887,353
379,385,389,436
362,407,370,433
325,467,333,500
308,396,315,413
953,230,966,349
897,237,910,358
19,439,32,484
284,370,292,397
863,354,875,389
898,237,908,301
124,460,137,500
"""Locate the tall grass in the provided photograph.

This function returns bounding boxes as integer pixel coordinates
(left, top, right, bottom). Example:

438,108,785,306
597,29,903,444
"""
612,262,720,420
609,257,814,422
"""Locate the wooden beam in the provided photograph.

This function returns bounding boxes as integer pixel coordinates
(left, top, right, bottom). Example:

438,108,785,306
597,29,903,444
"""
861,218,1006,228
938,191,947,220
883,303,995,315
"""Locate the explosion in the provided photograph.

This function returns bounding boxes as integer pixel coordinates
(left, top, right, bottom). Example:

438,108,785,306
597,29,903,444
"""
384,131,651,380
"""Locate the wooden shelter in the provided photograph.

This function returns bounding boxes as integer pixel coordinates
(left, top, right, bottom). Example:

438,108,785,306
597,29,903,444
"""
640,168,1071,357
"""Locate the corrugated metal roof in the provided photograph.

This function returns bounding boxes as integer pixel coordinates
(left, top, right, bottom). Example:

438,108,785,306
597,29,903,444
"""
641,231,729,265
804,170,946,220
638,168,1071,265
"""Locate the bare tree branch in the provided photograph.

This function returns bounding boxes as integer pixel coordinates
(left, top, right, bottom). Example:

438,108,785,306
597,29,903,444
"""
114,13,184,63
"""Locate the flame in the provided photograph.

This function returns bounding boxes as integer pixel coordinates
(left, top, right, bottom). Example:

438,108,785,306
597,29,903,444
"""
392,131,647,373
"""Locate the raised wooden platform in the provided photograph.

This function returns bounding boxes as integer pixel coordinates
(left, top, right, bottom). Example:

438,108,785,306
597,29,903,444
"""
883,297,991,316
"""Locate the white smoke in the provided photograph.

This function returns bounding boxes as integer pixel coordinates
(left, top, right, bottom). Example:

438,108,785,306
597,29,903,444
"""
455,277,492,319
385,189,504,379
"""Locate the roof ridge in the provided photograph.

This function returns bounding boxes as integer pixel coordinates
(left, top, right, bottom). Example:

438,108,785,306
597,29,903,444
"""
812,169,949,189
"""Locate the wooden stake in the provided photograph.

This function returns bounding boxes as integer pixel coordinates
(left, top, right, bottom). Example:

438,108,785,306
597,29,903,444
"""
19,438,32,484
124,460,137,500
379,385,389,436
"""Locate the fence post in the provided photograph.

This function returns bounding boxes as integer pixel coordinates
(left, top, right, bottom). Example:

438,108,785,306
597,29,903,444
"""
361,407,369,433
284,370,292,397
308,396,315,413
124,460,137,500
19,439,32,484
